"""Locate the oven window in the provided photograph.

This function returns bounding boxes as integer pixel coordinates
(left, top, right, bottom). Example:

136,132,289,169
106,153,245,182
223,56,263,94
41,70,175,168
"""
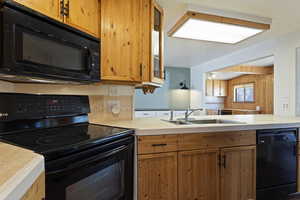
66,161,125,200
22,32,85,71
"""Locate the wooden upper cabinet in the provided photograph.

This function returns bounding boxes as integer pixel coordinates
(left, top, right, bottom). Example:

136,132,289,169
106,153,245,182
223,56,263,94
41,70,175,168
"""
205,79,228,97
140,0,164,85
206,79,213,96
138,152,178,200
178,149,219,200
100,0,142,82
65,0,99,38
13,0,62,21
151,1,164,84
220,80,227,96
213,80,221,96
12,0,99,38
220,146,256,200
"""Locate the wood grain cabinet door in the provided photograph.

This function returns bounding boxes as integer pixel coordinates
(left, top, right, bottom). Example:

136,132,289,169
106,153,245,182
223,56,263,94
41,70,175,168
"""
100,0,142,82
178,149,220,200
206,79,213,96
13,0,62,21
65,0,99,38
21,172,45,200
220,146,256,200
220,80,228,97
213,80,221,96
138,152,178,200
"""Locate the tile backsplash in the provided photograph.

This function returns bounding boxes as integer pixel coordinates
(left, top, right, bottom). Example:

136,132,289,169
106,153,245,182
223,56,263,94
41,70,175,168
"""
0,80,134,122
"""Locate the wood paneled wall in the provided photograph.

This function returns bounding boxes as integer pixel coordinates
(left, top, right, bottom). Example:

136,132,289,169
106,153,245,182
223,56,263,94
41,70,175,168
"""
224,73,274,114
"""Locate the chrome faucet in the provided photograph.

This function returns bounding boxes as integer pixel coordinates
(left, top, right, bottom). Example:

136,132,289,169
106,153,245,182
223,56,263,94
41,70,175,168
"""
184,108,203,121
170,110,174,121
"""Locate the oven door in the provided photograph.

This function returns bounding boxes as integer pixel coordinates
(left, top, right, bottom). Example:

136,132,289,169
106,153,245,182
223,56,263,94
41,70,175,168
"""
45,137,134,200
2,6,100,82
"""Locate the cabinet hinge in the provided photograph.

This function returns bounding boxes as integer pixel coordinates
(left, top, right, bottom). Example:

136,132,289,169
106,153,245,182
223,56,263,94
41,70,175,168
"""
60,0,70,18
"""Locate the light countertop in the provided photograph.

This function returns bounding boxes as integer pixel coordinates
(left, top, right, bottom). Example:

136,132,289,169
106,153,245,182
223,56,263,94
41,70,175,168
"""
0,142,44,200
93,115,300,135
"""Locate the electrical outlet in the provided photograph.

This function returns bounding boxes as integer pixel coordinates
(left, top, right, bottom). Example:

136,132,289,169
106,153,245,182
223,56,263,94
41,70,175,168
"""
107,100,121,114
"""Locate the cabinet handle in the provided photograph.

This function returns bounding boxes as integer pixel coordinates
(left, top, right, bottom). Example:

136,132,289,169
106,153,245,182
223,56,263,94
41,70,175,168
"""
65,0,70,18
152,144,167,147
222,155,226,168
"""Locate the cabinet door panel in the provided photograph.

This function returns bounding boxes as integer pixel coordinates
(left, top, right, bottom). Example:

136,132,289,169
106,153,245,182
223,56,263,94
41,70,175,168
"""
178,149,219,200
220,146,256,200
66,0,99,37
138,152,177,200
213,80,221,96
13,0,61,21
101,0,141,82
21,172,45,200
206,79,213,96
220,80,227,96
151,1,164,84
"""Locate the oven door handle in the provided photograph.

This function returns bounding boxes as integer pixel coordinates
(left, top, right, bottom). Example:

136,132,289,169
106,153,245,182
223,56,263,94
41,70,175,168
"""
47,145,128,175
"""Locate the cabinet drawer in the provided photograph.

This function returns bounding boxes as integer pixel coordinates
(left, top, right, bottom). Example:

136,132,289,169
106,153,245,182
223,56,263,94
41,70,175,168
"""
178,131,256,151
137,135,178,154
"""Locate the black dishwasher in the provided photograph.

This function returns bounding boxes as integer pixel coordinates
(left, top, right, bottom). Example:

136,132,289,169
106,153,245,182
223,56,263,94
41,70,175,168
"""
257,128,298,200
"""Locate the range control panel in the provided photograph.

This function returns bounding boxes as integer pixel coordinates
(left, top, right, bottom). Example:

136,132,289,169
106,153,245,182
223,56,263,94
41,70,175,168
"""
0,93,90,121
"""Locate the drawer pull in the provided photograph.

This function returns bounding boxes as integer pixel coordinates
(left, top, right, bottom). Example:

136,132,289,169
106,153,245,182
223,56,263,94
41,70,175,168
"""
152,144,167,147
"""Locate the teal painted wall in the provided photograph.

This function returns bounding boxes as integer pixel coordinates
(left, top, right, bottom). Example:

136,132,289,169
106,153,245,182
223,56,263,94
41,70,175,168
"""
135,67,191,109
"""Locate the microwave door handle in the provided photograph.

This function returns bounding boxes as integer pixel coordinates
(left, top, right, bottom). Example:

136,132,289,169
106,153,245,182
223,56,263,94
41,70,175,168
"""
47,145,128,175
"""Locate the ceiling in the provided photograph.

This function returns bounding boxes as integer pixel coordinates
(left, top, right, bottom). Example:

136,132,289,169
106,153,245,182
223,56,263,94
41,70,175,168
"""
158,0,300,68
208,56,274,80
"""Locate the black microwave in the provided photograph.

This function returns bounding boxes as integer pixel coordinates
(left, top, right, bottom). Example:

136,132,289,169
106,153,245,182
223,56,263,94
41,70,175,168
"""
0,4,100,84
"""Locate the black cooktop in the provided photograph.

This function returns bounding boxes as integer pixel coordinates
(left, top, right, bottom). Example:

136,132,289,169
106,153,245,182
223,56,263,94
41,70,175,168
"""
0,123,133,160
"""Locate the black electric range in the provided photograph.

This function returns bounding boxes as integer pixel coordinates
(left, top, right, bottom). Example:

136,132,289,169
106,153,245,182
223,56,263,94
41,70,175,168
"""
0,93,134,200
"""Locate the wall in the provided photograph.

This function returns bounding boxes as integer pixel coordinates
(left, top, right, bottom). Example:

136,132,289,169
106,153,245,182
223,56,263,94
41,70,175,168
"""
0,81,134,122
191,28,300,116
135,67,191,109
224,74,274,114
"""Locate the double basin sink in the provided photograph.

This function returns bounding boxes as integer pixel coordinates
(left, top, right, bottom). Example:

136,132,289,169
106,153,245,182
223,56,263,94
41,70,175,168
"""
165,119,246,125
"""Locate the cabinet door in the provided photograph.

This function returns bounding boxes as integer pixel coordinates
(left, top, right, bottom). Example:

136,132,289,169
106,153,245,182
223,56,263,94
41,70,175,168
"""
13,0,62,21
65,0,99,38
178,149,220,200
213,80,221,96
101,0,142,82
206,79,213,96
138,152,177,200
220,80,228,96
220,146,256,200
150,0,164,84
21,172,45,200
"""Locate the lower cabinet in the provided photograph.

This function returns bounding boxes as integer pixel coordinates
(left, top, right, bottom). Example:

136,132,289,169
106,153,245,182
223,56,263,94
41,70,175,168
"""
178,149,220,200
138,152,178,200
137,132,257,200
220,146,256,200
21,172,45,200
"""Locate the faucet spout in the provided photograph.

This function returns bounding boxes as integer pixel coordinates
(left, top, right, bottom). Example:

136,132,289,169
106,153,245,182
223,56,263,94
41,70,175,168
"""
184,108,204,122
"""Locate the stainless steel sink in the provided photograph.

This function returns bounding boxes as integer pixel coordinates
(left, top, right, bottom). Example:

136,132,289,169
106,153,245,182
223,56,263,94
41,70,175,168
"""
190,119,246,124
164,119,245,125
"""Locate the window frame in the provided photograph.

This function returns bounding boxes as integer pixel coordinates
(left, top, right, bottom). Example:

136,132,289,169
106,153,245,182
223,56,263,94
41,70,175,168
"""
233,83,255,103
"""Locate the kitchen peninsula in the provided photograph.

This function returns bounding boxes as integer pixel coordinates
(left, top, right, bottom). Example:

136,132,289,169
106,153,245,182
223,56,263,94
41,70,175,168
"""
95,114,300,200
